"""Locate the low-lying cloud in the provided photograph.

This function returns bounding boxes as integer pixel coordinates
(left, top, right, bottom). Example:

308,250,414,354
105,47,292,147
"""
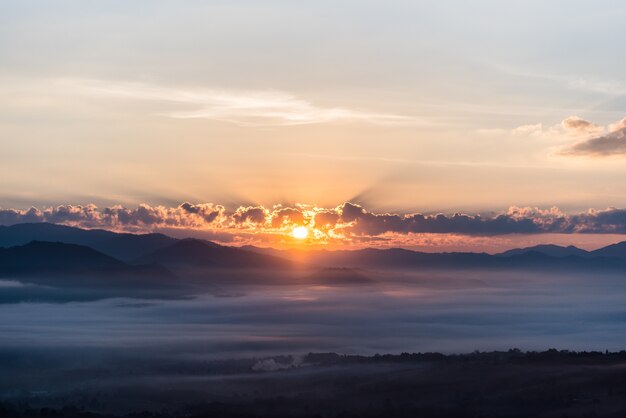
4,202,626,242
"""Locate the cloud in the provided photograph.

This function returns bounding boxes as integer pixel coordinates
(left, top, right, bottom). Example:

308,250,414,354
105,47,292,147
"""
269,207,305,228
0,207,42,225
566,78,626,96
608,117,626,133
179,202,225,223
562,127,626,157
59,78,420,127
508,115,626,158
511,116,605,140
561,119,626,157
494,65,626,96
313,210,341,230
561,116,603,135
5,203,626,243
333,203,545,236
232,206,268,225
0,203,226,231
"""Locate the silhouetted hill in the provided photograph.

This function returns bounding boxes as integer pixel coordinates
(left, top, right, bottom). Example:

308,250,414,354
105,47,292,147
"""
288,247,496,269
0,241,176,282
0,223,176,260
497,244,589,258
502,250,626,271
244,243,626,271
591,241,626,259
240,245,283,257
89,233,177,261
0,223,115,247
255,247,626,272
136,239,291,269
0,241,126,275
4,223,626,273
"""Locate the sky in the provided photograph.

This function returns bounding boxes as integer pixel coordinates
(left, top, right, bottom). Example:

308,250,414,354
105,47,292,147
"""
2,0,626,250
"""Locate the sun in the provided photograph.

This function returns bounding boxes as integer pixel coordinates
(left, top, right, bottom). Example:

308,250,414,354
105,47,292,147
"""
292,226,309,239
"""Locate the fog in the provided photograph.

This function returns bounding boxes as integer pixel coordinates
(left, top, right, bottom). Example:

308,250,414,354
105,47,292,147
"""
4,268,626,415
3,269,626,357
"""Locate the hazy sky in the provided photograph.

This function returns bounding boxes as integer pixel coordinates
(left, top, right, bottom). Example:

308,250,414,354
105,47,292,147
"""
2,1,626,248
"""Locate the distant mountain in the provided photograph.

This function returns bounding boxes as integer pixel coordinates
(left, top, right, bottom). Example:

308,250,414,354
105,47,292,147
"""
136,239,291,269
0,241,175,281
239,245,284,257
89,233,177,261
243,246,497,269
290,248,496,269
0,241,125,275
241,244,626,272
4,223,626,273
591,241,626,259
0,223,115,247
244,247,626,272
0,223,176,260
497,244,590,258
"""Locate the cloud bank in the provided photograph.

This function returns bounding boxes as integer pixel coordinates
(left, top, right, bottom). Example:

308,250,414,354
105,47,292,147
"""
3,203,626,243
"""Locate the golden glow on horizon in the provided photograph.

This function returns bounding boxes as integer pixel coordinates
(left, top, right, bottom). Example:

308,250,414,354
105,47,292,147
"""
292,226,309,239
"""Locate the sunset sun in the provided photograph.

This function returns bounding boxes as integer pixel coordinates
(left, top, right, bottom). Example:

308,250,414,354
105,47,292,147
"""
292,226,309,239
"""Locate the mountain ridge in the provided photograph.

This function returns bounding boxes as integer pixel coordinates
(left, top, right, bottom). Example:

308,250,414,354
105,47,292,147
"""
0,223,177,261
135,238,292,269
496,244,591,258
2,223,626,272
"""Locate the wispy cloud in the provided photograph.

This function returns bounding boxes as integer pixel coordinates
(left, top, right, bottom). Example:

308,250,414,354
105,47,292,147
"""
566,78,626,96
493,64,626,96
508,115,605,142
58,78,420,127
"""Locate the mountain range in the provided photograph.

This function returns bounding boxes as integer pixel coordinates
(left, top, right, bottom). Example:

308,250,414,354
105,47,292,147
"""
0,222,176,261
2,223,626,280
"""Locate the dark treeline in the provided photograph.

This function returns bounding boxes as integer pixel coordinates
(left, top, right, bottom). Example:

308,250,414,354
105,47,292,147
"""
4,349,626,418
305,348,626,366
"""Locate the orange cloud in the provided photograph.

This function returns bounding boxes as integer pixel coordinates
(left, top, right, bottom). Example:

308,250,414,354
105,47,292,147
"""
4,202,626,249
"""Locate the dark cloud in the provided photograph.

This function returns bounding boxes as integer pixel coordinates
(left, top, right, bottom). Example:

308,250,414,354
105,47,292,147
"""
0,207,42,224
232,206,267,225
336,203,546,236
179,202,224,223
335,204,626,236
103,204,163,226
563,127,626,157
568,208,626,233
2,202,626,237
560,116,626,157
0,203,224,231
